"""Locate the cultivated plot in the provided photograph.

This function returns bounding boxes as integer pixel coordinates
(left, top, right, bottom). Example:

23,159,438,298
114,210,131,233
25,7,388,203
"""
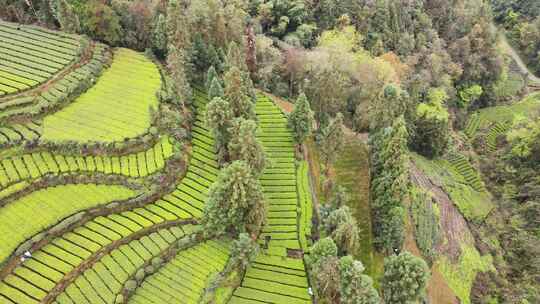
41,49,161,143
0,21,82,96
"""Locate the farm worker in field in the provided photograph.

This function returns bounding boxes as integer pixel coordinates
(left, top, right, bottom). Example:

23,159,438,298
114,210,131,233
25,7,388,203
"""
20,250,32,262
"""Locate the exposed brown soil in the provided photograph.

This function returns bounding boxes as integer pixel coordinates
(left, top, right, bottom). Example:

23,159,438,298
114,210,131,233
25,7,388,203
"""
408,161,481,303
404,198,459,304
427,265,460,304
409,162,475,260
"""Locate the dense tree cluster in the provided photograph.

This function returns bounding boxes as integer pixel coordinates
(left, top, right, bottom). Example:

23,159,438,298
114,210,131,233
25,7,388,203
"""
227,118,266,176
412,88,450,158
475,117,540,301
382,252,430,304
166,0,192,105
306,238,380,304
322,205,360,256
370,117,409,252
493,0,540,75
224,66,256,120
205,96,233,162
202,161,266,237
288,93,314,146
50,0,80,33
229,233,259,270
339,256,380,304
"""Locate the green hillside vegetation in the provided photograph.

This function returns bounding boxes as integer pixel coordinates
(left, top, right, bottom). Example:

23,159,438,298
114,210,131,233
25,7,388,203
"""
438,245,495,304
1,0,539,302
465,92,540,140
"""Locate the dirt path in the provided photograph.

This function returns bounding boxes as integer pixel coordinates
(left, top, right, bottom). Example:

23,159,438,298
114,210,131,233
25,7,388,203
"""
495,24,540,84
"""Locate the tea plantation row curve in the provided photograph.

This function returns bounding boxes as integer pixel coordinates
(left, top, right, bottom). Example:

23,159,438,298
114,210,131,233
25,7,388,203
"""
0,87,221,303
0,135,174,191
0,20,82,96
128,240,230,304
41,49,161,143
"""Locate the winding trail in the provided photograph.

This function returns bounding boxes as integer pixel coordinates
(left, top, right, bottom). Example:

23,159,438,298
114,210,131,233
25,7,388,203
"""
495,24,540,84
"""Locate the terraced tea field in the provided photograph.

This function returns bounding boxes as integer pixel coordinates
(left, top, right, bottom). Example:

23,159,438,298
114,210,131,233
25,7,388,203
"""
0,135,174,189
0,42,110,123
41,48,160,143
447,153,486,193
0,21,82,96
0,121,41,147
0,84,224,303
129,240,231,303
0,184,138,263
412,153,494,222
53,224,200,304
0,21,315,303
229,94,312,304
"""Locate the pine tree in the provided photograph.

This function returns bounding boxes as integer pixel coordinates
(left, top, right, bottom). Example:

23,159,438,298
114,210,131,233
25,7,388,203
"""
225,42,256,101
319,113,345,170
52,0,80,34
226,41,247,72
201,161,266,237
370,116,409,252
306,237,338,271
208,77,224,101
206,66,220,92
205,97,233,164
207,45,223,73
228,118,266,176
246,23,257,80
382,252,430,304
224,66,255,120
288,93,314,145
306,238,340,302
323,206,360,255
191,33,211,77
166,0,192,105
339,256,380,304
229,233,259,270
152,13,167,57
167,45,192,105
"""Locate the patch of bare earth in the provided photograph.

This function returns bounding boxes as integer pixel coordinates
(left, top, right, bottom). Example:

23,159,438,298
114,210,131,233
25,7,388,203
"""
410,162,475,258
404,216,459,304
408,161,480,303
